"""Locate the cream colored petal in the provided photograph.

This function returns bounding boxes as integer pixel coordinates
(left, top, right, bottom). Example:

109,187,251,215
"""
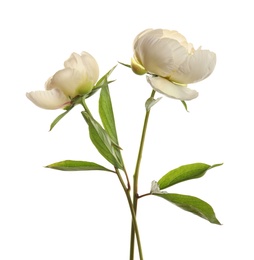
49,68,89,98
134,35,187,77
133,28,156,47
147,76,198,101
64,52,84,69
162,29,194,54
64,52,99,85
26,89,70,110
170,49,216,84
80,51,99,84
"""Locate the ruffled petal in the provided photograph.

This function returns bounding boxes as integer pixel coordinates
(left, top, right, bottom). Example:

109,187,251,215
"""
147,76,198,101
26,89,71,110
134,30,188,77
63,52,99,89
170,49,216,84
162,30,194,54
49,68,93,98
80,51,99,84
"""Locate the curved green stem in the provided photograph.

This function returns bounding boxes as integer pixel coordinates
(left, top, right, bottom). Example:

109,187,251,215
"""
115,168,143,260
129,90,156,260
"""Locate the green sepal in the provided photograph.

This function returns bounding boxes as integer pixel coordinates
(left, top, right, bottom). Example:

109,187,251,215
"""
81,111,123,169
158,163,223,190
181,100,189,112
145,97,162,111
153,193,221,225
46,160,114,172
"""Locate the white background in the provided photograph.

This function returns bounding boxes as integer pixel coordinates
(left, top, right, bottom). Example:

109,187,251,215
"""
1,0,253,259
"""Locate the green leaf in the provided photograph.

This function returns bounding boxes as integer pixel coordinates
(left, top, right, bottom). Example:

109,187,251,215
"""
158,163,223,190
46,160,114,172
82,111,123,169
99,83,119,144
145,97,162,111
153,193,221,224
181,100,189,112
49,107,73,131
99,81,124,167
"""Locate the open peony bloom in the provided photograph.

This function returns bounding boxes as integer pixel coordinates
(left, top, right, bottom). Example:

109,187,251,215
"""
131,29,216,100
26,51,99,109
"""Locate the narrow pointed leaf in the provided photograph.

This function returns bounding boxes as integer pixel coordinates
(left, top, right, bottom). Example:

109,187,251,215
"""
99,84,119,144
49,107,73,131
82,111,123,169
158,163,223,190
46,160,115,172
153,193,221,224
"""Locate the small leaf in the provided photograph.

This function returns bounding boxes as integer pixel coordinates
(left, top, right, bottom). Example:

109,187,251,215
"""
153,193,221,224
49,107,73,131
82,111,123,169
145,97,162,111
46,160,114,172
158,163,223,190
181,100,189,112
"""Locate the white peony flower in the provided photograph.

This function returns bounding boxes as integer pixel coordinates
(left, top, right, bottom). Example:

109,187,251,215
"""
26,51,99,109
131,29,216,100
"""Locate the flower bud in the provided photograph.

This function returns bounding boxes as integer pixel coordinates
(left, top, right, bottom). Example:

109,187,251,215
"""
26,52,99,109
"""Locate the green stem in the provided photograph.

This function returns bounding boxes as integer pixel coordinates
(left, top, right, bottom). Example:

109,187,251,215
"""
129,90,156,260
115,168,143,260
81,97,93,117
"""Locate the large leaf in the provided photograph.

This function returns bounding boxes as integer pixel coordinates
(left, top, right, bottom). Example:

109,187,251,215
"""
82,111,123,169
99,84,119,144
99,83,124,167
153,193,221,224
158,163,223,190
46,160,114,172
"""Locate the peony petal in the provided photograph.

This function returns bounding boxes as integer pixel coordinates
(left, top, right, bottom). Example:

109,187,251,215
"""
80,51,100,84
170,49,216,84
64,52,99,88
162,29,194,54
134,29,188,77
26,88,71,110
48,68,93,98
147,76,198,101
